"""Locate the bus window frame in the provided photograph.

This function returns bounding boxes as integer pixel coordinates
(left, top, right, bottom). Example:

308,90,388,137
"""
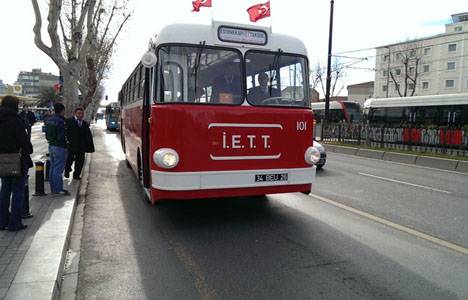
244,49,310,109
154,43,245,106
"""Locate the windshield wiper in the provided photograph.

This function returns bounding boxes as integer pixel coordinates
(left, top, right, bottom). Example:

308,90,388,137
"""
268,48,283,95
193,41,206,100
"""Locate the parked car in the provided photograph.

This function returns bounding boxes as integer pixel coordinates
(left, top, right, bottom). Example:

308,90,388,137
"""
313,140,326,169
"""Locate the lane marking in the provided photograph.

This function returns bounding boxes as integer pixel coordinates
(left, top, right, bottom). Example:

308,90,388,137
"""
358,172,452,194
308,193,468,256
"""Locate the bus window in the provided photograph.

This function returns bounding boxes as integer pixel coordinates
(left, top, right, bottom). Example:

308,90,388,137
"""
157,45,242,105
245,51,309,108
369,107,386,124
161,62,183,102
386,107,405,125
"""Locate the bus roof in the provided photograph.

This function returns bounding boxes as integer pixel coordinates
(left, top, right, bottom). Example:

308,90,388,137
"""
154,22,308,56
364,93,468,109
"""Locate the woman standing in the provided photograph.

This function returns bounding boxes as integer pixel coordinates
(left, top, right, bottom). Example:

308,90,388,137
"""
0,96,33,231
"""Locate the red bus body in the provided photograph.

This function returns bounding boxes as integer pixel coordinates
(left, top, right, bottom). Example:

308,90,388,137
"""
122,102,315,203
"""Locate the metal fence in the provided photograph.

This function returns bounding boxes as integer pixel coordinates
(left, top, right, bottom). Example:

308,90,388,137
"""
317,123,468,156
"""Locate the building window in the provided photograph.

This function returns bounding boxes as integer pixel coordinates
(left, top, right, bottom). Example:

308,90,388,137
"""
396,53,402,60
423,47,431,55
454,26,463,32
423,64,430,72
384,55,389,62
408,83,415,90
409,67,415,75
448,44,457,52
445,79,455,88
447,62,456,70
396,69,401,75
422,81,429,89
383,70,387,77
382,85,388,92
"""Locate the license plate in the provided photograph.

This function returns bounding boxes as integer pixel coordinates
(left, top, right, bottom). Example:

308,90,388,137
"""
255,173,288,182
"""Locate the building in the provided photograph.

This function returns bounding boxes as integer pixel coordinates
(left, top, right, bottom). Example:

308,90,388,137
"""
0,79,5,94
16,68,59,97
374,13,468,98
347,81,374,105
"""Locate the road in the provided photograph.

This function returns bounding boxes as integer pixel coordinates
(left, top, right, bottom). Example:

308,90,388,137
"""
75,126,468,300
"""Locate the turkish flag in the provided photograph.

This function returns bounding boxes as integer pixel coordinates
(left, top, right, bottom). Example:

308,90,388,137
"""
192,0,212,12
247,1,270,22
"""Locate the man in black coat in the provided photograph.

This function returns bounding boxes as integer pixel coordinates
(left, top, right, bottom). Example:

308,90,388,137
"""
19,105,36,138
0,96,33,231
65,107,94,180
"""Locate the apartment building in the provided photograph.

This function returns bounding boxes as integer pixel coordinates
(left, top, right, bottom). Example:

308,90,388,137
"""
16,68,59,97
374,13,468,98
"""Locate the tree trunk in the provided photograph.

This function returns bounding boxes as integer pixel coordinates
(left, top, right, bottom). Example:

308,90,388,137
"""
61,69,80,117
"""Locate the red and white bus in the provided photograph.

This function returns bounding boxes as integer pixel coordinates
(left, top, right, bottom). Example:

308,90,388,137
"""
119,22,321,204
311,101,362,123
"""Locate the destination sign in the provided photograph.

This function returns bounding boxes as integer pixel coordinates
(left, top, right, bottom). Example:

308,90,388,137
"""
218,26,267,45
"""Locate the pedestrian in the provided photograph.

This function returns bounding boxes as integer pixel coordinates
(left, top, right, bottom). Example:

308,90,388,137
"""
19,104,36,138
65,107,94,180
45,103,70,195
0,96,33,231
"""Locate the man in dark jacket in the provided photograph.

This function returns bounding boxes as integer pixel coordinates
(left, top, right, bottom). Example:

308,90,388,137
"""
0,96,33,231
45,103,69,195
19,105,36,138
65,107,94,180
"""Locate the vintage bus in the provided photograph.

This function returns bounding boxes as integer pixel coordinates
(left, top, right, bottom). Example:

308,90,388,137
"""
363,93,468,127
105,102,121,131
119,22,321,204
311,101,362,123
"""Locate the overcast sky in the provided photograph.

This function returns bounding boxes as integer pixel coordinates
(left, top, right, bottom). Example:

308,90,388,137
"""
1,0,467,101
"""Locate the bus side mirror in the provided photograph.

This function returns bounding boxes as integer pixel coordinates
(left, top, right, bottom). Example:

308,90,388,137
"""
141,51,157,68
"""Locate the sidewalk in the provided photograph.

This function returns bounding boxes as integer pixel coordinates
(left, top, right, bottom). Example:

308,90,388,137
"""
0,152,90,299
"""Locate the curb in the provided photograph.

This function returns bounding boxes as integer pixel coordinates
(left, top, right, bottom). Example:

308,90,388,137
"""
325,144,468,174
5,155,91,300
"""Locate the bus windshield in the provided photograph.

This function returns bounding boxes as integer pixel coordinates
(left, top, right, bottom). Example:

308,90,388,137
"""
155,45,309,108
245,51,309,108
156,45,243,105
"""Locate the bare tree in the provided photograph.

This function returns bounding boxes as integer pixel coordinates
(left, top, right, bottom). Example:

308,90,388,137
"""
388,41,423,97
311,59,346,99
31,0,130,116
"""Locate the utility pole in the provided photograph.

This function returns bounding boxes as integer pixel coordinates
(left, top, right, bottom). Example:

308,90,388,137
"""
385,46,390,98
324,0,334,123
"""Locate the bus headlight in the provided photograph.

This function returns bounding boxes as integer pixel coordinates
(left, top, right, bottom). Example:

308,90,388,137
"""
153,148,179,169
304,146,321,165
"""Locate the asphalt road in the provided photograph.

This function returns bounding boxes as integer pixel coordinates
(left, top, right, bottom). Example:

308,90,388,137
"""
312,152,468,249
76,126,468,300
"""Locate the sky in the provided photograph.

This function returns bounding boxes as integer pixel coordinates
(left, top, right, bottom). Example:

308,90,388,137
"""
1,0,467,103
